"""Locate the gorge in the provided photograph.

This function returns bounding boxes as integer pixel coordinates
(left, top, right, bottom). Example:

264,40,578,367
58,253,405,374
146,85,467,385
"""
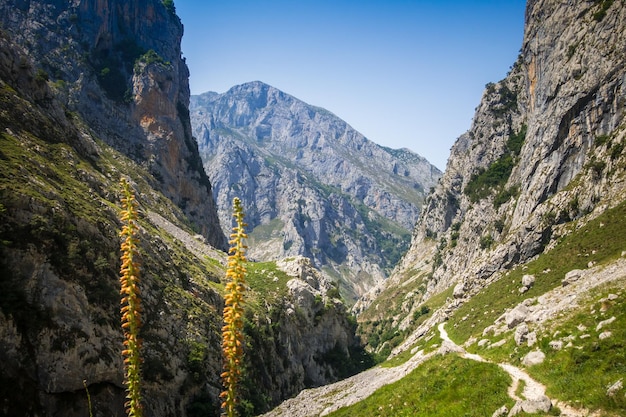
1,0,625,416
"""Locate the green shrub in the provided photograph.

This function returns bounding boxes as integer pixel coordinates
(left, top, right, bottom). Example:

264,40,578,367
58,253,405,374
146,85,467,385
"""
595,134,611,147
593,0,613,21
493,185,520,208
34,68,49,84
162,0,176,14
491,84,518,116
610,141,624,160
464,156,514,202
412,305,431,321
450,231,460,247
479,235,494,249
494,217,505,233
506,124,527,156
588,158,606,177
464,126,526,203
567,43,578,60
134,50,169,72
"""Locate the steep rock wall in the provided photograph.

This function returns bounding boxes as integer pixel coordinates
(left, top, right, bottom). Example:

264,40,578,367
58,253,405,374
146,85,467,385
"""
362,0,626,316
0,0,225,247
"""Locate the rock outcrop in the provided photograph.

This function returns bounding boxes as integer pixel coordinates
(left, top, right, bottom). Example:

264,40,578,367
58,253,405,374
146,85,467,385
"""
0,0,225,248
190,81,441,301
243,256,371,410
368,0,626,315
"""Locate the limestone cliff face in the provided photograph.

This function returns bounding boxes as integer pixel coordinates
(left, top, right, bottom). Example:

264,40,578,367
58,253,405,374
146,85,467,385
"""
366,0,626,317
190,82,441,302
0,0,225,248
244,256,370,409
0,2,367,416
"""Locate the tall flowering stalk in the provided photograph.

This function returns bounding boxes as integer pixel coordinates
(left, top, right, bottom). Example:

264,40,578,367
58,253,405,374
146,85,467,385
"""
220,197,248,417
119,178,143,417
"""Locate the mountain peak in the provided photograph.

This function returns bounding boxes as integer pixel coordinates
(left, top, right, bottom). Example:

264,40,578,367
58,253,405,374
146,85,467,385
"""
191,85,441,301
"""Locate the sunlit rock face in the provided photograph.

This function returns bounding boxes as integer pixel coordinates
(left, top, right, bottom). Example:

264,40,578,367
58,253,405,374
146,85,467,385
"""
373,0,626,318
191,81,442,301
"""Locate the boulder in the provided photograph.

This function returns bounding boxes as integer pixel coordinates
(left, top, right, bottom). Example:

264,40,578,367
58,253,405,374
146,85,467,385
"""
505,305,529,329
483,325,496,336
438,340,465,355
599,331,612,340
491,405,508,417
562,269,583,286
522,350,546,366
514,323,529,346
521,395,552,414
453,281,466,299
522,274,535,288
596,316,616,331
549,340,563,350
489,339,507,349
478,339,490,347
606,379,623,397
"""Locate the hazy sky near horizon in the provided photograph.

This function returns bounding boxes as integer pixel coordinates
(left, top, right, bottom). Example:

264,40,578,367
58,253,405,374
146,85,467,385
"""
176,1,527,170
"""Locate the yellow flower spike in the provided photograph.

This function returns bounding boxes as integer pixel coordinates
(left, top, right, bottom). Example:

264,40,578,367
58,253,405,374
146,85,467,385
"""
220,198,248,417
118,178,143,417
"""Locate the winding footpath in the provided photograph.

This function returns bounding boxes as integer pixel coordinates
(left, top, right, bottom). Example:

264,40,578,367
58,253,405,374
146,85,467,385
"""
438,323,550,415
438,322,589,417
261,321,589,417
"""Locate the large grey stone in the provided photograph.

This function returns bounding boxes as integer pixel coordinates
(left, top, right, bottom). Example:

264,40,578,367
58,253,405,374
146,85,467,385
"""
521,396,552,414
522,350,546,366
522,274,535,288
562,269,584,286
514,323,529,346
506,305,530,329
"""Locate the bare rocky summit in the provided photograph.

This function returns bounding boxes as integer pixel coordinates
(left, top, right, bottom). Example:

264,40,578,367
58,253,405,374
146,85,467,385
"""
190,81,441,301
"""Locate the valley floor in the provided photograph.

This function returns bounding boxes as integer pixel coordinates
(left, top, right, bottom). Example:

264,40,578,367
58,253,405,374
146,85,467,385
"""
261,258,626,417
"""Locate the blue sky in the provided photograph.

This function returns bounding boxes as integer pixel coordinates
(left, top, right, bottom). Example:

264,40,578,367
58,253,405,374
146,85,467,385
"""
176,1,527,170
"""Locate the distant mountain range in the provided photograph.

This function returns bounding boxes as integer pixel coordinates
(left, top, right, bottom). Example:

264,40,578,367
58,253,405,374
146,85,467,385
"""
190,81,442,301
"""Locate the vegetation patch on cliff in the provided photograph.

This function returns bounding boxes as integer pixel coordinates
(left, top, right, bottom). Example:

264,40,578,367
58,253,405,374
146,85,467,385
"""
464,125,527,204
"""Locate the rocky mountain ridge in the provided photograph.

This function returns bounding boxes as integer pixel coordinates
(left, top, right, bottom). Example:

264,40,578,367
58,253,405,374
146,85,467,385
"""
190,81,441,301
